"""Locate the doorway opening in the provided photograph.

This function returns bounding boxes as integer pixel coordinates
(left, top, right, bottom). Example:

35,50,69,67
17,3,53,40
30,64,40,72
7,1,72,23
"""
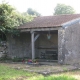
35,30,58,61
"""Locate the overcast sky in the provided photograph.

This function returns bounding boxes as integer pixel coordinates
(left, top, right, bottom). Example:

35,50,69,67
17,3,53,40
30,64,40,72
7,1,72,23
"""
0,0,80,16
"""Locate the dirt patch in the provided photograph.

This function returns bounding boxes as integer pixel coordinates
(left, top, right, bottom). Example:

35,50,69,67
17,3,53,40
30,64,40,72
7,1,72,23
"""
0,62,79,75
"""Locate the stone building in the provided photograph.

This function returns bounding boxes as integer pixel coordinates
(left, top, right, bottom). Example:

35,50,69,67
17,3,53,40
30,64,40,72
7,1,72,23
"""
6,14,80,64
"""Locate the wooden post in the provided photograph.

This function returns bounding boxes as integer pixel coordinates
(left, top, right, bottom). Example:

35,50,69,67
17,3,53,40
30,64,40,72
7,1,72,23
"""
31,31,35,60
34,34,40,42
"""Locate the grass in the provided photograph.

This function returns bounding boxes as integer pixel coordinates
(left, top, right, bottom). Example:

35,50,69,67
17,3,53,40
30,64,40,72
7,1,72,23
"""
0,65,36,80
0,63,79,80
29,75,76,80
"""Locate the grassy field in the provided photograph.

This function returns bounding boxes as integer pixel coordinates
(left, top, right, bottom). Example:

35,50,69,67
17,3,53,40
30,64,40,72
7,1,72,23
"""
0,65,37,80
29,74,76,80
0,64,79,80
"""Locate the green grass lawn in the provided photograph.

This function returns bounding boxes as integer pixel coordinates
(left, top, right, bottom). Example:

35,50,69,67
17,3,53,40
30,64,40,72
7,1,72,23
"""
0,64,78,80
29,75,76,80
0,65,36,80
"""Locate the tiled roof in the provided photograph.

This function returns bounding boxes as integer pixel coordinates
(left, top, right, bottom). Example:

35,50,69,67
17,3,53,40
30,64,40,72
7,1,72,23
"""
19,14,80,29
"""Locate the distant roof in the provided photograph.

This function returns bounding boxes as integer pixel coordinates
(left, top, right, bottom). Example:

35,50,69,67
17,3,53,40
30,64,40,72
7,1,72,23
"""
19,14,80,29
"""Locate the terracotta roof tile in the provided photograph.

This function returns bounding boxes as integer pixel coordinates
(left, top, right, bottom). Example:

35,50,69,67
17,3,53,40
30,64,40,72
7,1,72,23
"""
19,14,80,29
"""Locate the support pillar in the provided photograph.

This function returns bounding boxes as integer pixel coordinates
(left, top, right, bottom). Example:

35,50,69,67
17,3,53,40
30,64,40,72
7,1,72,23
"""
31,31,35,60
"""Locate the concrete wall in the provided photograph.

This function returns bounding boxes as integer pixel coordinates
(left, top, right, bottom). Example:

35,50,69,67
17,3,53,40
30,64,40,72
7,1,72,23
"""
7,32,31,58
58,21,80,64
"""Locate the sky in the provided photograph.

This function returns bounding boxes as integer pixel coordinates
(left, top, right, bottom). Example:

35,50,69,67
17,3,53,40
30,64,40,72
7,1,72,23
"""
0,0,80,16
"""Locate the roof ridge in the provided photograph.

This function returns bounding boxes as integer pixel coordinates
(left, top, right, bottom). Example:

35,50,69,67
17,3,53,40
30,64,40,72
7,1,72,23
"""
35,14,80,18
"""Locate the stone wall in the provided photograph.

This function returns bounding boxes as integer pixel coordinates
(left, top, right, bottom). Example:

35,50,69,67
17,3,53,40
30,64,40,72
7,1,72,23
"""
0,41,7,58
64,22,80,64
58,28,64,64
7,32,31,59
58,21,80,64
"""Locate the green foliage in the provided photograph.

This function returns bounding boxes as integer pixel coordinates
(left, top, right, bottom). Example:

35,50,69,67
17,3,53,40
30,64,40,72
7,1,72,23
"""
0,2,33,34
12,57,23,62
54,4,75,15
27,8,41,16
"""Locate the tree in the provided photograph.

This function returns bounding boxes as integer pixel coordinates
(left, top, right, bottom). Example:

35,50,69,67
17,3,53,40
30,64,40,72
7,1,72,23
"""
54,4,75,15
27,8,41,16
0,2,33,34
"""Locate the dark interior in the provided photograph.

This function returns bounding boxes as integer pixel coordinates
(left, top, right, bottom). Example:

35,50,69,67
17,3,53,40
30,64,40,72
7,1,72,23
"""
0,31,6,41
35,30,58,61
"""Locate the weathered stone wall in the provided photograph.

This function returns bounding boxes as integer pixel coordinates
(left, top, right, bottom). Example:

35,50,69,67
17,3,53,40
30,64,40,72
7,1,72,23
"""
59,21,80,64
7,33,31,59
58,28,65,64
0,41,7,58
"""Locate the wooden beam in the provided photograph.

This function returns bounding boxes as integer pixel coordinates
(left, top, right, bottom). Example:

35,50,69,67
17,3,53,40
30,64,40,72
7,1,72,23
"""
20,27,60,32
31,31,35,60
34,34,40,42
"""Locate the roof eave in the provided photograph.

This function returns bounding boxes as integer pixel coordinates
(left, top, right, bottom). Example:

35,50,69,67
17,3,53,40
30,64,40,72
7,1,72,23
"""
19,26,61,32
62,18,80,28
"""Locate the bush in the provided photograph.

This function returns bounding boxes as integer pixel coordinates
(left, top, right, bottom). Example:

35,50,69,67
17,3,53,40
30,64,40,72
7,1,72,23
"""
12,57,23,62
